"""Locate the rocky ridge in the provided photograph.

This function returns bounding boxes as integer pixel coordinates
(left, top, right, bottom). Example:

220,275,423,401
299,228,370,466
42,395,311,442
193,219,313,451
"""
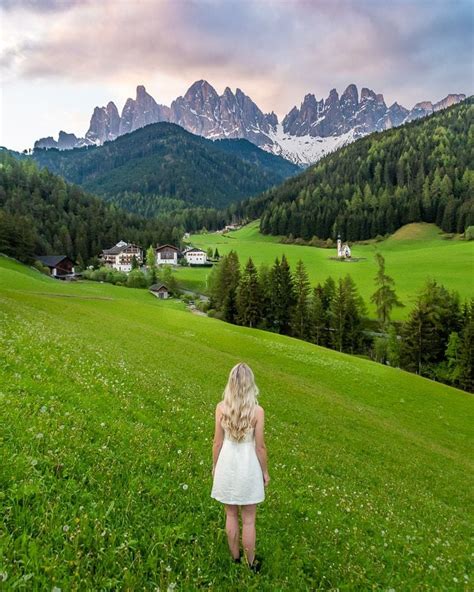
34,82,466,165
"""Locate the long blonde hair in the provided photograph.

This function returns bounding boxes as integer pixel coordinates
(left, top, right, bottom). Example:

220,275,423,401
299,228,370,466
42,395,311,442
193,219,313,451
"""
221,362,259,442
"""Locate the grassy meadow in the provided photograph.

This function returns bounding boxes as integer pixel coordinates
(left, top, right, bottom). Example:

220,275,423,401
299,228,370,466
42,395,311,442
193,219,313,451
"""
175,221,474,320
0,255,473,590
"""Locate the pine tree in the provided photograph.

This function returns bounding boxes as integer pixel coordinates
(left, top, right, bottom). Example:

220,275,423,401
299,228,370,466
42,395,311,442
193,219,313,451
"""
214,248,220,260
371,252,404,329
386,324,401,367
291,260,311,339
330,278,347,352
131,255,139,270
342,274,367,354
309,286,328,346
458,300,474,392
400,279,462,377
269,255,295,334
210,250,241,323
236,258,261,327
146,244,156,269
257,264,273,329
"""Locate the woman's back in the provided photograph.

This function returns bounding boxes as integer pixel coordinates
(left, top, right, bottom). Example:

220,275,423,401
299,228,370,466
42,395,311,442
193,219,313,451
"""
211,402,264,505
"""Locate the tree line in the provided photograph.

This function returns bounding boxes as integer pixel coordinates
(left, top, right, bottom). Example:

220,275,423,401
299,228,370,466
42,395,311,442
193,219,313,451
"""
207,251,473,392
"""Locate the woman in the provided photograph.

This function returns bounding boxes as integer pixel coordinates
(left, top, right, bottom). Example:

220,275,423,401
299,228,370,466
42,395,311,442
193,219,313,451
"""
211,362,270,572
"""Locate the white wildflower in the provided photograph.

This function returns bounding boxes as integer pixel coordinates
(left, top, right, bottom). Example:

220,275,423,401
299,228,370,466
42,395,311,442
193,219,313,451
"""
182,484,188,491
62,525,69,532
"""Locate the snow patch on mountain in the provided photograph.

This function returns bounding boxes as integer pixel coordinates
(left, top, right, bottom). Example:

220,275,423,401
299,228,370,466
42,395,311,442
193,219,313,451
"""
264,125,356,166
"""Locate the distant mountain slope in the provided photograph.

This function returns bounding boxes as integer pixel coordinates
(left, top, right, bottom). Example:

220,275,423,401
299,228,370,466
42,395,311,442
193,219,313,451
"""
251,98,473,241
34,80,466,165
32,122,299,210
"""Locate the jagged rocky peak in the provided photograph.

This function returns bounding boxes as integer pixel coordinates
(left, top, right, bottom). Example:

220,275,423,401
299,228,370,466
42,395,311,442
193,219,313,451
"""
434,94,466,110
34,136,58,150
265,111,278,129
57,131,79,150
119,85,170,136
341,84,359,105
86,101,120,144
183,79,219,104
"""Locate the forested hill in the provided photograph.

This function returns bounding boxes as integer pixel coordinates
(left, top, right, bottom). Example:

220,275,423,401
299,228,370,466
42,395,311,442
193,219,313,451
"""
31,122,299,212
244,98,473,241
0,152,202,266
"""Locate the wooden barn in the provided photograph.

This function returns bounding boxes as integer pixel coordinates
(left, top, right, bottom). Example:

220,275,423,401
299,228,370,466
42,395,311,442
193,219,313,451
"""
36,255,76,279
149,283,169,299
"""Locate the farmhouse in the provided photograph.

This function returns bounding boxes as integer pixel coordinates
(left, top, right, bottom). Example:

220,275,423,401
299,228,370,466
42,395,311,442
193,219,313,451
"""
100,241,143,272
36,255,76,279
184,247,207,265
155,244,180,266
337,235,351,259
149,283,169,299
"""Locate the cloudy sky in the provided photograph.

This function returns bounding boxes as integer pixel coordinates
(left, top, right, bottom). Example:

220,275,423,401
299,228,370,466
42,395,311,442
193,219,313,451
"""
0,0,472,150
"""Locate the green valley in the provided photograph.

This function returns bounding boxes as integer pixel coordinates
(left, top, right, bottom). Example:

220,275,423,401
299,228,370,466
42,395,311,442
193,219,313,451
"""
0,256,472,590
175,221,474,320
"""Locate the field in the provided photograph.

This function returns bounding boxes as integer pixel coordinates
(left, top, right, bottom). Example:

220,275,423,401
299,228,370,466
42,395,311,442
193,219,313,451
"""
0,255,473,590
175,222,474,320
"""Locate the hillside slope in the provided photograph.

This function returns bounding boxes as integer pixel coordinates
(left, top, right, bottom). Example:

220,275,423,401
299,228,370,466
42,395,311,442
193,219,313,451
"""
31,122,299,211
236,99,473,241
0,152,188,264
0,256,472,590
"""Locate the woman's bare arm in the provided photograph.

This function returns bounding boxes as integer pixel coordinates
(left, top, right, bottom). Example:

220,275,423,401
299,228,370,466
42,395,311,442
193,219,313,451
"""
212,403,225,475
254,406,270,486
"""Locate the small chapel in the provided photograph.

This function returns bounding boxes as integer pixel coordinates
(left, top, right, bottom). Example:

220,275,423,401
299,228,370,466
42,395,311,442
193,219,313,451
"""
337,234,351,259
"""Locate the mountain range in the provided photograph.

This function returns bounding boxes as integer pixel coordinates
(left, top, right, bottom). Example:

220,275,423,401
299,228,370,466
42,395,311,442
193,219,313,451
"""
34,81,466,165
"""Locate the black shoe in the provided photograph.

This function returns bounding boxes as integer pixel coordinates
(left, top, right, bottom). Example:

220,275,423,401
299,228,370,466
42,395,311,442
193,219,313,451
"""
248,556,262,573
233,556,241,564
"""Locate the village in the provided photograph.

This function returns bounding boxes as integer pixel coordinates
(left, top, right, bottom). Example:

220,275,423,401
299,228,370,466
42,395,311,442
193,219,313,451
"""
34,231,358,299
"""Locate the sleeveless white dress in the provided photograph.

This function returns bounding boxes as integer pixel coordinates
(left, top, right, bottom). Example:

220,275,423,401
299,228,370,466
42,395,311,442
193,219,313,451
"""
211,412,265,505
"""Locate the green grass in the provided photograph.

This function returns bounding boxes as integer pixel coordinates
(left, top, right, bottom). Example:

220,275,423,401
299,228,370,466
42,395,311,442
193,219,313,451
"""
0,256,473,590
177,221,474,319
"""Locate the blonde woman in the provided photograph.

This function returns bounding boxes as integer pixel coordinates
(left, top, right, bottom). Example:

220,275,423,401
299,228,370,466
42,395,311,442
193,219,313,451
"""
211,362,270,572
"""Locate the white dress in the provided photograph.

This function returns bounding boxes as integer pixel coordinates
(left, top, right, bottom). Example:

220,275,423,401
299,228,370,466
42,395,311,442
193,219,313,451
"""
211,414,265,505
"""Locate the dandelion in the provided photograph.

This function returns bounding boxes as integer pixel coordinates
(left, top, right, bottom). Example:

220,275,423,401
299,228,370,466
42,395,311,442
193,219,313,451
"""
167,584,176,592
31,459,38,466
177,449,182,454
165,565,172,572
62,525,69,533
0,572,7,582
52,587,61,592
40,405,47,413
36,433,44,439
182,484,188,491
317,511,322,515
334,529,339,534
100,422,106,427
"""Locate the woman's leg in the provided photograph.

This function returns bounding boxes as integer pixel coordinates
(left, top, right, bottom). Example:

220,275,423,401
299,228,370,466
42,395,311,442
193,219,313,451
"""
241,504,257,565
224,504,240,560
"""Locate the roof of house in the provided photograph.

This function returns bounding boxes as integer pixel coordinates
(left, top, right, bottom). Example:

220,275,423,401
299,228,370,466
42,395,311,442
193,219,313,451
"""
102,242,142,255
156,244,180,252
36,255,73,267
185,247,206,254
149,283,169,292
